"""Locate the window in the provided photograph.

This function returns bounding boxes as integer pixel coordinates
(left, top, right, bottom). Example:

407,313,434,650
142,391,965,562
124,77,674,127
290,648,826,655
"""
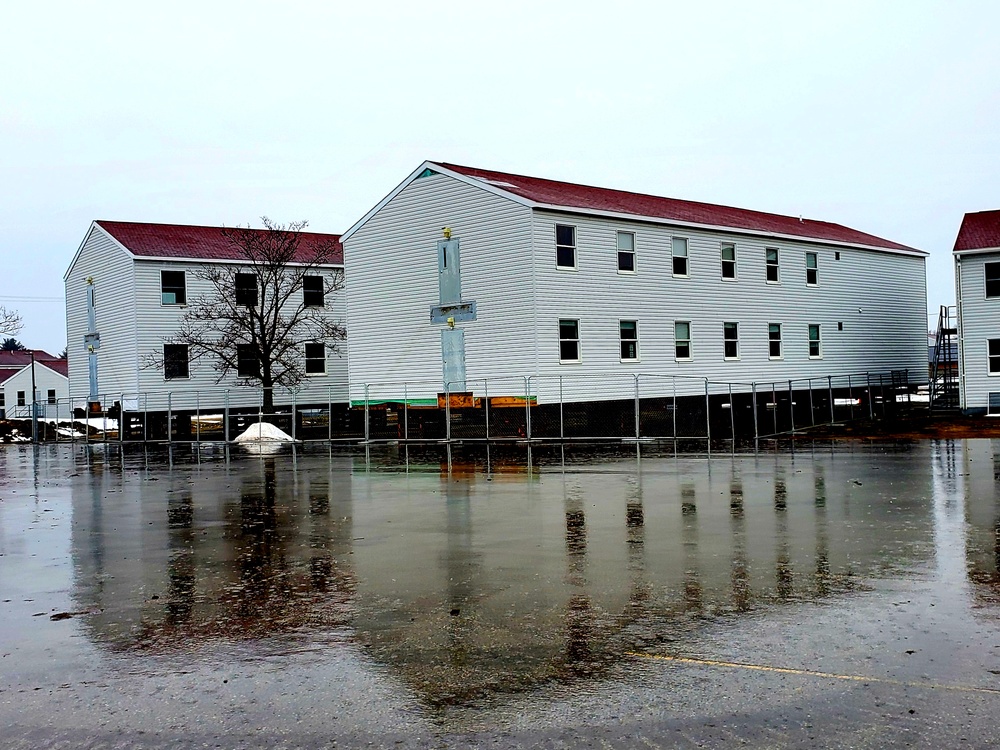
164,344,189,379
808,324,822,358
303,275,325,307
559,319,580,361
674,321,691,360
160,270,186,305
672,237,689,276
989,392,1000,416
723,322,739,359
47,389,56,404
17,391,25,407
768,323,782,358
237,344,260,378
721,243,736,279
617,232,635,273
986,263,1000,298
0,393,4,407
235,273,258,306
989,339,1000,375
305,342,326,374
556,225,576,269
620,320,638,360
766,248,779,282
806,253,818,285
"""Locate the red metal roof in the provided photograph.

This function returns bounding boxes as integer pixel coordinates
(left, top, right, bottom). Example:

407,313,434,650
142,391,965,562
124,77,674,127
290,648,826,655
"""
438,163,920,253
0,354,67,379
953,210,1000,252
95,221,343,264
0,351,60,366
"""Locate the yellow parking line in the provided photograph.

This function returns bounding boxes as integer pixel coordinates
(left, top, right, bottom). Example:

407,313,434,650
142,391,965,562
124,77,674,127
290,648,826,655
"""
626,652,1000,696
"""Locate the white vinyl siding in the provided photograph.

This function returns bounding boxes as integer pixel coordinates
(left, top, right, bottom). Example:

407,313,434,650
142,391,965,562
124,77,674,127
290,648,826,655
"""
64,224,140,401
344,171,535,403
956,251,1000,411
345,170,928,406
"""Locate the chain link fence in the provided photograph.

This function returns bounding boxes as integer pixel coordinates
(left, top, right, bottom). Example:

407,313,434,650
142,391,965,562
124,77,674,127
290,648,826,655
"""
19,369,915,445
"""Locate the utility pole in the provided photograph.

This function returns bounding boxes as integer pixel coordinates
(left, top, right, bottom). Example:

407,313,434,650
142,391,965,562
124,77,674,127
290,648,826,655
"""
30,349,38,444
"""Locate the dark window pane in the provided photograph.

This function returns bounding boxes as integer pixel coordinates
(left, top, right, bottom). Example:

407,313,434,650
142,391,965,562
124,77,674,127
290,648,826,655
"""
237,344,259,378
724,341,738,358
722,260,736,279
673,257,687,276
560,340,579,361
235,273,258,306
47,389,56,404
556,225,575,247
161,270,186,305
675,342,690,359
559,320,578,339
807,268,818,285
618,252,635,272
556,246,575,268
305,342,325,374
303,275,324,307
986,263,1000,298
164,345,189,379
766,265,779,282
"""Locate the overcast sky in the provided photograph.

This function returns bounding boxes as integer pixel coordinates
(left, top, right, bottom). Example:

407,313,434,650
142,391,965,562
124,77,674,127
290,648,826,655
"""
1,1,997,354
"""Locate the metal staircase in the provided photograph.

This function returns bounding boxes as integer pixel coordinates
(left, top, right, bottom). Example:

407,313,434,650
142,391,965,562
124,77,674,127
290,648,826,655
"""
930,305,959,411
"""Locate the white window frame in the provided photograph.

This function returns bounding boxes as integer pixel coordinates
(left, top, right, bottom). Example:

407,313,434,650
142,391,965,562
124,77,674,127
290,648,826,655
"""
674,320,692,361
768,323,783,360
619,319,639,361
302,275,325,307
988,338,1000,375
559,319,581,363
160,269,187,306
808,324,822,359
806,252,818,286
617,231,636,274
985,262,1000,299
163,343,190,380
672,237,689,278
305,342,326,375
766,248,780,283
555,224,577,271
723,321,739,360
721,243,737,280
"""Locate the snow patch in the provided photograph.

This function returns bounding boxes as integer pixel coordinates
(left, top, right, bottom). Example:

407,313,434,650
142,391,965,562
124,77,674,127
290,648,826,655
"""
233,422,296,443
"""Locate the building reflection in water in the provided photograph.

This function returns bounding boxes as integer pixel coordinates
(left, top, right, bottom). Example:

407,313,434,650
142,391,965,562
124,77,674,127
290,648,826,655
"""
65,441,1000,713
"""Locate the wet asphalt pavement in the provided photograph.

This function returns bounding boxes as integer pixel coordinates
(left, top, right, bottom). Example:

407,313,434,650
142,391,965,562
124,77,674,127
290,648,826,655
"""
1,440,999,748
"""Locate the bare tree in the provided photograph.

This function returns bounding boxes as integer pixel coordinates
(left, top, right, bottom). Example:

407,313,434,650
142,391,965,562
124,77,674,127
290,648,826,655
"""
149,218,345,413
0,306,22,337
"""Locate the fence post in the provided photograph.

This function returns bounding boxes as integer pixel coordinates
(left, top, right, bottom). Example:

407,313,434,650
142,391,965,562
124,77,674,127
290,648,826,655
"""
445,379,452,443
327,387,333,443
728,383,735,442
525,377,532,441
867,373,874,420
808,379,815,427
788,380,795,433
672,377,677,441
828,376,834,424
704,379,711,455
752,382,759,442
403,382,409,442
634,375,641,440
291,390,297,442
364,383,370,443
195,390,201,446
224,390,230,443
559,375,564,441
120,393,125,445
847,375,855,420
484,378,490,442
772,383,778,435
